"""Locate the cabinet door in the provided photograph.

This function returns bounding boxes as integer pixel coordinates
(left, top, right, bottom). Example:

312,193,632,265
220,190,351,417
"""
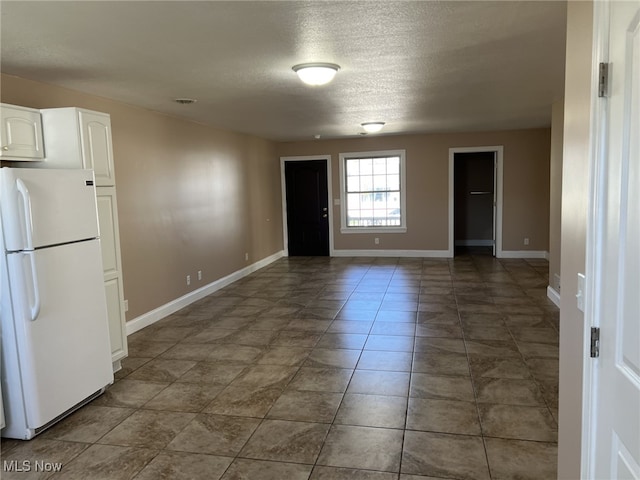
0,105,45,160
97,191,118,276
79,110,115,186
104,278,127,362
96,187,128,364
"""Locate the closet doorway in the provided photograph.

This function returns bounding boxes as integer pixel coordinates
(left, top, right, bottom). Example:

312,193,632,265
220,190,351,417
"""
448,146,503,257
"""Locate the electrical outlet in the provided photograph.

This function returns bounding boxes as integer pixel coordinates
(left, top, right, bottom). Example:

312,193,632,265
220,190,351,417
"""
524,237,530,246
374,237,380,245
186,275,191,286
554,274,561,292
198,270,202,281
245,253,249,261
123,300,129,312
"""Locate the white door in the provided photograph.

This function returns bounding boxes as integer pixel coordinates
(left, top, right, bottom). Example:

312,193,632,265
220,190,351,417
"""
587,1,640,478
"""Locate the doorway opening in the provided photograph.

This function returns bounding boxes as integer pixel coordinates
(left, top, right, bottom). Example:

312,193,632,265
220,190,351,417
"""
448,146,503,257
280,156,332,256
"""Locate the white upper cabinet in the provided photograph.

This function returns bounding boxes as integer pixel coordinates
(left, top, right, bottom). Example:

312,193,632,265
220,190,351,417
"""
0,104,45,160
79,110,115,186
40,108,115,186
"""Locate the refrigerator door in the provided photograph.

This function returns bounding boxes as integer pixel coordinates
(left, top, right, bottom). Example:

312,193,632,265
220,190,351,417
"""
0,168,99,252
6,239,113,431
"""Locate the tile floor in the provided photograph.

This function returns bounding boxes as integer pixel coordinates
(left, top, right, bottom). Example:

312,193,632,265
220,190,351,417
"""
1,252,560,479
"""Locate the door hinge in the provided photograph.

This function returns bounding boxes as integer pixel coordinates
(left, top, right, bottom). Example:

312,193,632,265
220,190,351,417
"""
598,62,609,98
590,327,600,358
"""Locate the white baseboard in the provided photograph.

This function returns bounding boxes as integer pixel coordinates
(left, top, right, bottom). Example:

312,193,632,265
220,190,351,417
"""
126,250,285,335
498,250,549,259
332,248,549,260
547,285,561,308
332,249,450,258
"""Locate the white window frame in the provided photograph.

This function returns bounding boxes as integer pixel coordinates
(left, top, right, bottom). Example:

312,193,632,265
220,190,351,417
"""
339,149,407,234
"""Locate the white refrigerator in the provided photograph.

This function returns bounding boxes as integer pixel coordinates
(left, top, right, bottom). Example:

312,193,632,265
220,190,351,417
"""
0,167,113,439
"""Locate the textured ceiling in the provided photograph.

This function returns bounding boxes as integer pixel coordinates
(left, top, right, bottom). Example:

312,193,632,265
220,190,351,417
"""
0,1,567,141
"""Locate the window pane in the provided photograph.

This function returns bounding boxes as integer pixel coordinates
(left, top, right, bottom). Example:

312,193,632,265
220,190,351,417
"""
360,175,373,192
347,176,360,192
346,159,360,176
373,157,386,175
347,193,360,210
359,159,373,175
387,157,400,174
360,194,373,210
387,174,400,191
372,175,387,191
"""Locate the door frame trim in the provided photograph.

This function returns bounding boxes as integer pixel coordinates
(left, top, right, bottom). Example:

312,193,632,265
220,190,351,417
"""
581,1,610,476
448,146,504,257
280,155,334,256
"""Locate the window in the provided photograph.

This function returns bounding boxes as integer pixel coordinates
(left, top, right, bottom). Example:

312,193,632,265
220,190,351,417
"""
339,150,406,233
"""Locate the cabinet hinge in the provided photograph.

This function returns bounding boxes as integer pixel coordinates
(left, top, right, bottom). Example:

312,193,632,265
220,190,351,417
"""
590,327,600,358
598,63,609,98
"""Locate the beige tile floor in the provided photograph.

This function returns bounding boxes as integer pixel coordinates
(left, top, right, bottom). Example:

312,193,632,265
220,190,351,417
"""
1,252,560,479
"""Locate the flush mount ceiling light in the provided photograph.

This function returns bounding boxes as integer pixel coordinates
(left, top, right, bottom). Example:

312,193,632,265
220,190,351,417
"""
292,63,340,86
361,122,385,133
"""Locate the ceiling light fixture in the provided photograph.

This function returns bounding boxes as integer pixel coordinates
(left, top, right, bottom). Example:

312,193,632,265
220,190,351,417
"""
361,122,385,133
292,63,340,86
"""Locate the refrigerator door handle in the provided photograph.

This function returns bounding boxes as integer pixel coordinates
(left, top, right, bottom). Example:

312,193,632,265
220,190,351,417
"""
16,178,35,250
24,252,41,321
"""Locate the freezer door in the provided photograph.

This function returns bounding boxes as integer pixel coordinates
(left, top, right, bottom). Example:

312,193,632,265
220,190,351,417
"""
6,239,113,430
0,168,99,251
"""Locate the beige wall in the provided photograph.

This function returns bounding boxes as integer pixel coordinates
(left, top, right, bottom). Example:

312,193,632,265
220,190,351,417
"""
549,99,565,293
558,2,593,478
1,74,284,320
278,129,551,253
0,73,554,321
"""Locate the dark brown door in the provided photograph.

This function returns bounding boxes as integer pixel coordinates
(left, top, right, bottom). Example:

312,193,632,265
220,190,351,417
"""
284,160,329,256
